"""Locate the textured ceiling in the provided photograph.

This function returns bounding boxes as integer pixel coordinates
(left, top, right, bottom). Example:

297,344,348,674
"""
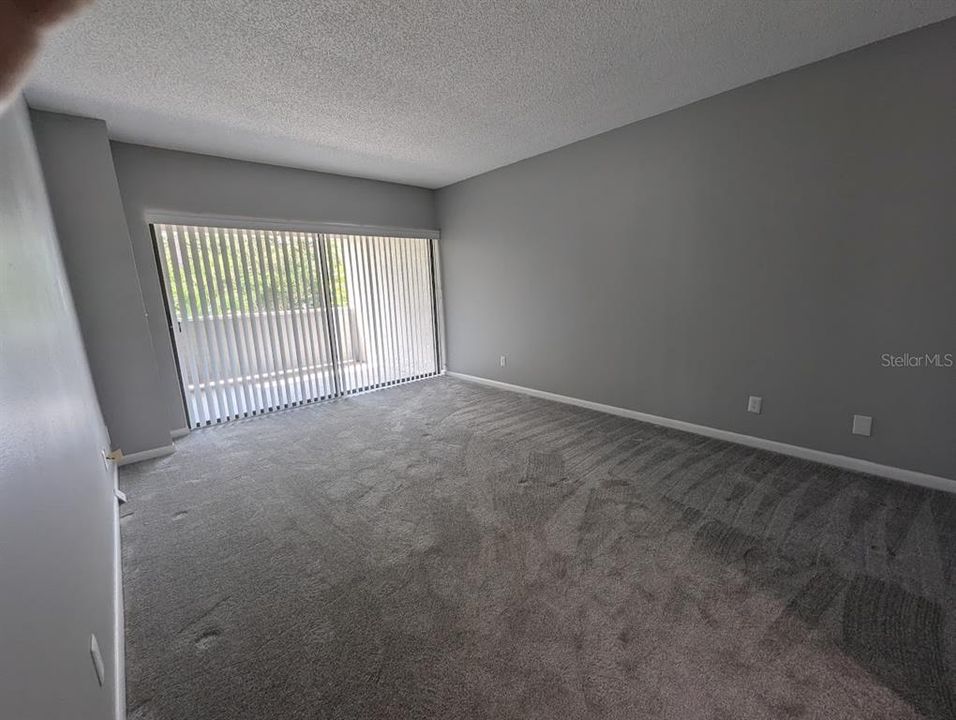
25,1,956,188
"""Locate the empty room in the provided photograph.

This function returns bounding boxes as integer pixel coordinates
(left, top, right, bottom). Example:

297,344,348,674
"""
1,1,955,718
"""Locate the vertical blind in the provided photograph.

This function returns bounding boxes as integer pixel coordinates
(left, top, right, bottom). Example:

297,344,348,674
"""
153,223,441,427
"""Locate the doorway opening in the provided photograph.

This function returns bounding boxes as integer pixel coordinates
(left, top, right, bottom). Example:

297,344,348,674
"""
152,223,442,427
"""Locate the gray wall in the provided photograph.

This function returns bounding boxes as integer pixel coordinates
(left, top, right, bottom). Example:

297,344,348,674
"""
437,20,956,479
0,100,120,719
110,143,438,436
32,111,170,456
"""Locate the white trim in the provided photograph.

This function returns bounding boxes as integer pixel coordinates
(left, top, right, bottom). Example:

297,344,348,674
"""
430,238,448,374
447,372,956,494
170,427,190,439
144,211,441,240
116,444,175,466
110,462,126,720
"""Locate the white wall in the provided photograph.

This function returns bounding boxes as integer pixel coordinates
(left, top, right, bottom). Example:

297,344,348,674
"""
0,100,121,718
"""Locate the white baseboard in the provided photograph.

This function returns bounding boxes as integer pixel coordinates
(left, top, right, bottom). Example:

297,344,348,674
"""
110,463,126,720
170,427,190,439
116,444,175,466
447,372,956,494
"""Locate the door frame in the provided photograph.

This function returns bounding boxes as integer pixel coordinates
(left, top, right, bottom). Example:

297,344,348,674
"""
148,214,445,427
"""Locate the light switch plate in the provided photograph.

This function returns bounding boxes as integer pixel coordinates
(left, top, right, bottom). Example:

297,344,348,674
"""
852,414,873,437
747,396,762,414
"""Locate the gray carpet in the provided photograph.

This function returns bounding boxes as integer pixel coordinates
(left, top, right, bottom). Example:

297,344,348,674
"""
120,376,956,719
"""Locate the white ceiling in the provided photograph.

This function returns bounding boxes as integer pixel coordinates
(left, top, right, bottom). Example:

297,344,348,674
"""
25,1,956,188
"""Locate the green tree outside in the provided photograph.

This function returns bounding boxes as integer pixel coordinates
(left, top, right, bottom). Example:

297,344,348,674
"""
160,227,349,320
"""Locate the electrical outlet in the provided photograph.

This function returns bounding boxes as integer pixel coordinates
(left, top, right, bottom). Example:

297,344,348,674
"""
747,396,762,414
499,355,507,368
852,414,872,437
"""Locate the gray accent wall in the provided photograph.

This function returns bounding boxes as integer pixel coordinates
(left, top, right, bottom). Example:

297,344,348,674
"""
110,143,438,436
437,20,956,479
32,111,171,457
0,100,120,719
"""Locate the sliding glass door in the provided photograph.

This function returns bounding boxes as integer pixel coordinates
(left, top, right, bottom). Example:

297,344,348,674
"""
153,223,441,427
